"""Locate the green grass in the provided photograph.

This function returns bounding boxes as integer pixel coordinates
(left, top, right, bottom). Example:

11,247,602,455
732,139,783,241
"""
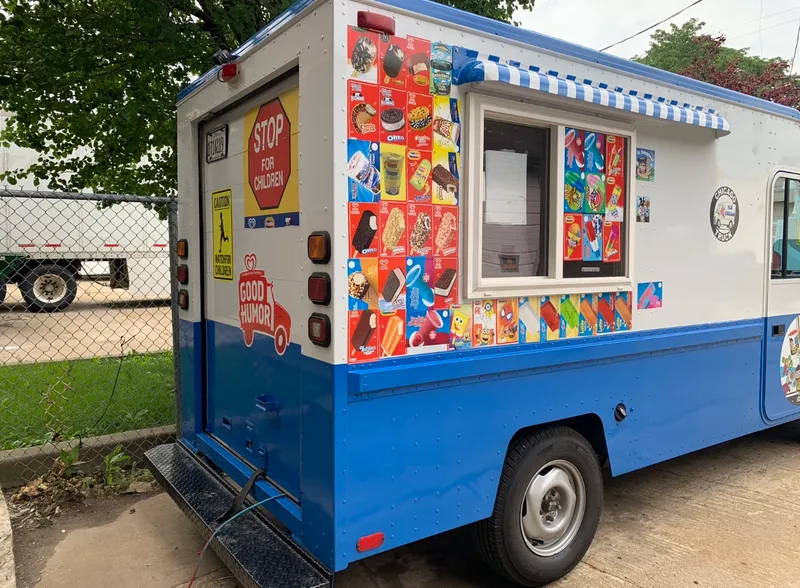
0,352,175,450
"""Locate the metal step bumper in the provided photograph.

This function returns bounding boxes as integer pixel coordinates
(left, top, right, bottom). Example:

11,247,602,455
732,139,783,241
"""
144,443,331,588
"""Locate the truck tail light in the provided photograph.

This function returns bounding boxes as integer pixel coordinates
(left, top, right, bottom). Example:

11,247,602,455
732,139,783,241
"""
218,61,239,82
308,313,331,347
178,289,189,310
308,272,331,305
307,231,330,264
177,265,189,284
356,532,385,553
177,239,188,259
357,11,395,35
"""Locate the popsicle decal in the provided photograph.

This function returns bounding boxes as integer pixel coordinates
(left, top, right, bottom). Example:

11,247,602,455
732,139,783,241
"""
238,253,292,355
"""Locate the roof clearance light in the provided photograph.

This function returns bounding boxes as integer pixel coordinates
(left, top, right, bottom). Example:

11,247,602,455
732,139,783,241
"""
307,231,331,264
308,313,331,347
356,532,385,553
357,11,395,36
218,61,239,83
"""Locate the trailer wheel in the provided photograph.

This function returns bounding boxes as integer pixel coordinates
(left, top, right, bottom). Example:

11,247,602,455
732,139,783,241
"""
472,426,602,587
20,264,77,312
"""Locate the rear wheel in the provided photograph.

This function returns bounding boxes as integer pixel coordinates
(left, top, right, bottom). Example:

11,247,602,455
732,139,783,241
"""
20,264,77,312
472,426,603,587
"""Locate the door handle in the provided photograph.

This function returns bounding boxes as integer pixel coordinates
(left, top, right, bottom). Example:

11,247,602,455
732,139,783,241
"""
773,324,786,337
256,395,280,413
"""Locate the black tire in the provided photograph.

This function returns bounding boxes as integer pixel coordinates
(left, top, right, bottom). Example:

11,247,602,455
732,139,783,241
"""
472,426,603,587
0,282,5,305
19,264,77,312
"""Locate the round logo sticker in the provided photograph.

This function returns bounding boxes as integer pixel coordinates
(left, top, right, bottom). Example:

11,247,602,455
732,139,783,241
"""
710,186,739,242
781,316,800,405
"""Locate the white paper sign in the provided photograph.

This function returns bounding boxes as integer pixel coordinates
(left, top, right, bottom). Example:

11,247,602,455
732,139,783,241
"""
484,150,527,225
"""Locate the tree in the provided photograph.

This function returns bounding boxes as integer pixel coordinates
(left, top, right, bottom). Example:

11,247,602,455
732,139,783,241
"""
634,19,771,77
0,0,534,197
635,18,800,110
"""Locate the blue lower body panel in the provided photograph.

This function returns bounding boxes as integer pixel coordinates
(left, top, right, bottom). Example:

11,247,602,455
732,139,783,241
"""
337,319,770,567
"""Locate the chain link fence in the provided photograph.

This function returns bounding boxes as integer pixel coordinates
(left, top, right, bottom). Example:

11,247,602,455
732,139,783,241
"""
0,189,179,485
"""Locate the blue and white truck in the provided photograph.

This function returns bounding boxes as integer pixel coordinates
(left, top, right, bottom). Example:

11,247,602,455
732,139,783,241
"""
146,0,800,586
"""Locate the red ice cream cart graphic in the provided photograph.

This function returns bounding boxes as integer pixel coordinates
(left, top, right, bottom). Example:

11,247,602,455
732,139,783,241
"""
238,253,292,354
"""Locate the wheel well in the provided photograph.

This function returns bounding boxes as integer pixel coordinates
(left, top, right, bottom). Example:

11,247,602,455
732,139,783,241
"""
510,414,610,465
15,259,80,283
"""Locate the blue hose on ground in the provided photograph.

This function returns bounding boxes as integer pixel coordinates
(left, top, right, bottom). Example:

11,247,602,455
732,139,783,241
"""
186,493,283,588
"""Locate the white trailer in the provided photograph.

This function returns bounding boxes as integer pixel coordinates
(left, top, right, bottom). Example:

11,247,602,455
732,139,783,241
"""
0,191,171,311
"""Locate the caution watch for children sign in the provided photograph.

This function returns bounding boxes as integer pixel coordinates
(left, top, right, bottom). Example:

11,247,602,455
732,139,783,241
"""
212,188,234,281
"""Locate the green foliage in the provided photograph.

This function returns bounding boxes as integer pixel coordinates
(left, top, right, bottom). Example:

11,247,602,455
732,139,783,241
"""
0,0,534,197
634,19,772,77
103,445,131,487
57,445,86,477
0,351,174,450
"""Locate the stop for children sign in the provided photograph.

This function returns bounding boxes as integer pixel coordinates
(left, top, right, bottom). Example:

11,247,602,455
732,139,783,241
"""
242,87,300,229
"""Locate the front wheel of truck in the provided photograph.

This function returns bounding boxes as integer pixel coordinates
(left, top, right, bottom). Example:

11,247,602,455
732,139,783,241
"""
472,426,603,587
20,264,77,312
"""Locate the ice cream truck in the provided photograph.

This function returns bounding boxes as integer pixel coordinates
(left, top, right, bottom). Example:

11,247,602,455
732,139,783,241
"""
145,0,800,586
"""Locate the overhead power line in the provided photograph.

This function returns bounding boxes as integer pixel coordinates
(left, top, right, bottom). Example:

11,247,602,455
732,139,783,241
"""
790,20,800,72
600,0,705,52
715,5,800,36
727,16,800,42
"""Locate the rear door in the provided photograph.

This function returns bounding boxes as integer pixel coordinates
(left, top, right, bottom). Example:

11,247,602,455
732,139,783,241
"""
763,172,800,422
200,72,303,499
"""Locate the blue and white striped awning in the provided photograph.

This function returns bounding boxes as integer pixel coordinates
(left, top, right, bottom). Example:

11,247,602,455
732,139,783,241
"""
455,58,731,134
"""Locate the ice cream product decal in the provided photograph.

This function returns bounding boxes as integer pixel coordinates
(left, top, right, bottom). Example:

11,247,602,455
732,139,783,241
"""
349,202,380,257
578,294,597,337
473,300,496,347
583,214,603,262
430,42,453,96
497,298,519,345
347,140,381,202
518,297,540,343
540,296,560,341
615,291,632,331
347,258,379,310
564,215,582,261
637,282,663,310
406,36,432,92
348,27,379,84
379,35,407,89
348,80,379,142
559,294,579,339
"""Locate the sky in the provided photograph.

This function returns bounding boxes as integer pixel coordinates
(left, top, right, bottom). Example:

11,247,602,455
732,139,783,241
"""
514,0,800,71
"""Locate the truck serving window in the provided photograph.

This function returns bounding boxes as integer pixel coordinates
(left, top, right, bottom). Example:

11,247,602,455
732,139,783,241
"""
771,176,800,279
465,94,632,298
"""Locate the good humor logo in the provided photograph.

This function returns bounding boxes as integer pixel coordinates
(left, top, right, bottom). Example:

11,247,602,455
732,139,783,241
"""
710,186,739,242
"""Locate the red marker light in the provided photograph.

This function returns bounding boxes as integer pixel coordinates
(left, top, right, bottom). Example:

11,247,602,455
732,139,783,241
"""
307,273,331,306
177,265,189,285
178,289,189,310
356,532,385,553
357,11,395,35
219,61,239,83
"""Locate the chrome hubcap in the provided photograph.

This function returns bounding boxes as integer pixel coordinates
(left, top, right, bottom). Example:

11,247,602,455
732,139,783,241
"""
33,274,67,303
520,460,586,557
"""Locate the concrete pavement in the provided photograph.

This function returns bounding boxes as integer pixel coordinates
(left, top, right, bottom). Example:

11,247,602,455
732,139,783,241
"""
12,422,800,588
0,282,171,364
